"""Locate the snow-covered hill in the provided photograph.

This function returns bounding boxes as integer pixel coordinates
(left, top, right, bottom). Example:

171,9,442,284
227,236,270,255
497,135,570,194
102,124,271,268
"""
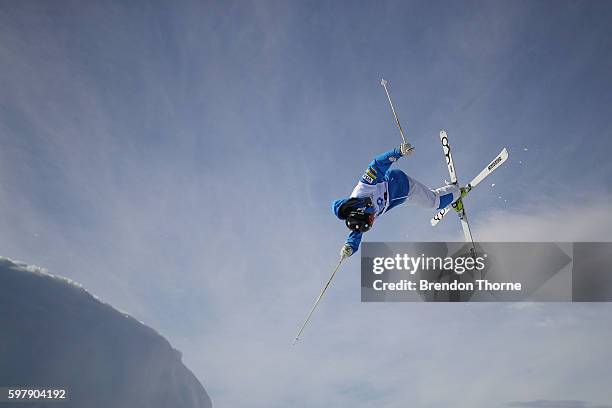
0,257,212,408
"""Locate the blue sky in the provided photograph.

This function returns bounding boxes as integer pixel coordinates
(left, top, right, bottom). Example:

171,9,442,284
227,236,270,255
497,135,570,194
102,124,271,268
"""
1,1,612,407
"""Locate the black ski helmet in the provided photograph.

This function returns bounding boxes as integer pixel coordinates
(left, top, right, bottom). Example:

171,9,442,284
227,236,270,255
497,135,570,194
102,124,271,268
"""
333,197,376,232
345,211,375,232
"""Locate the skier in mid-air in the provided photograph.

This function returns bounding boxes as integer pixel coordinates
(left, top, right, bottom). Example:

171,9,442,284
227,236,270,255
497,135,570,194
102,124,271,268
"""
332,142,466,258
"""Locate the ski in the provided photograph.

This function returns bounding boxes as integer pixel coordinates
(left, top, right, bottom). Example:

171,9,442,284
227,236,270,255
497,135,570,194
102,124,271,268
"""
436,131,476,253
431,146,508,226
440,130,458,184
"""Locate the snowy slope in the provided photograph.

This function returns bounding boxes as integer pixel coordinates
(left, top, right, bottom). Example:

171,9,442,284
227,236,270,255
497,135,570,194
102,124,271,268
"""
0,257,212,408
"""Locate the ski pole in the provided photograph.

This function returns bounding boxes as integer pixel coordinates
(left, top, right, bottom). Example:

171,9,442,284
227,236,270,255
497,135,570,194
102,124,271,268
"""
292,254,346,345
380,78,408,145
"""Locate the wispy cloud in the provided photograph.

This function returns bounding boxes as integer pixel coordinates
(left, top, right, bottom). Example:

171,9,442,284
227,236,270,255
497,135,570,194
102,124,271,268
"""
472,196,612,241
507,400,612,408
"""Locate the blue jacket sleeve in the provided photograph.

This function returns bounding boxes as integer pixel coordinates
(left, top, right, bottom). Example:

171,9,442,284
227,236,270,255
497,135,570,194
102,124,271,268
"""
346,231,363,254
360,147,403,185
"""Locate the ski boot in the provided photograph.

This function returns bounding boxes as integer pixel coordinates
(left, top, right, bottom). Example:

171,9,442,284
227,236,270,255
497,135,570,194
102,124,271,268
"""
452,187,468,213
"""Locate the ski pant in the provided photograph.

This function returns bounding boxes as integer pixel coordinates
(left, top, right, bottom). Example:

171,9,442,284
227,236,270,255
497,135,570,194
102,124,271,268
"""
387,170,461,211
407,176,461,209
